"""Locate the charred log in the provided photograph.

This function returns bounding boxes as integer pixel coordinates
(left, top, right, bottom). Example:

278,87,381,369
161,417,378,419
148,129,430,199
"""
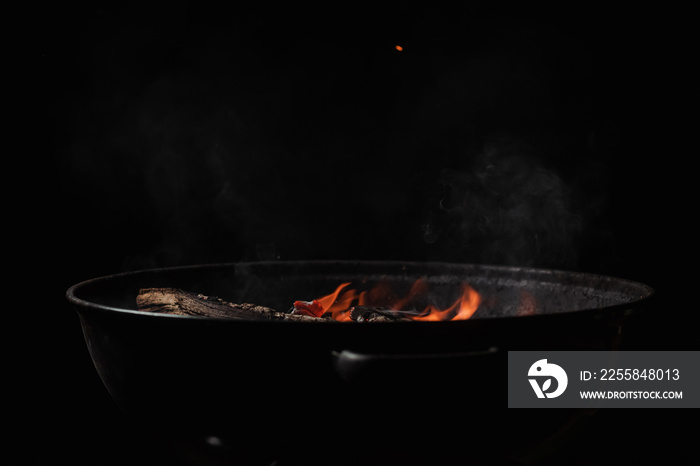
349,306,412,323
136,288,330,322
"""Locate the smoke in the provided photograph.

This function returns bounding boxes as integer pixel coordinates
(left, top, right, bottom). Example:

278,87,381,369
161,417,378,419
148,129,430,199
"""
423,138,583,269
59,9,615,272
63,23,387,270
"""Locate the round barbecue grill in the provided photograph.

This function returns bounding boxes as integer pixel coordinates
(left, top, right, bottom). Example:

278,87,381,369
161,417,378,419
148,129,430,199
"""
66,260,653,465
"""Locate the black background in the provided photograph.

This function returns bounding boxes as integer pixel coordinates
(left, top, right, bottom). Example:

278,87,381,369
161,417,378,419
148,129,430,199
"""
18,2,696,464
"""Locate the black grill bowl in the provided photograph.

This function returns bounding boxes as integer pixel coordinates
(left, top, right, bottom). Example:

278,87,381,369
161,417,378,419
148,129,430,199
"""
66,261,653,465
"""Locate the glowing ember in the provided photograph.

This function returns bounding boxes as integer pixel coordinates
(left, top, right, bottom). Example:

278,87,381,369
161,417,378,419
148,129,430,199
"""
293,279,480,322
395,45,403,51
516,290,537,316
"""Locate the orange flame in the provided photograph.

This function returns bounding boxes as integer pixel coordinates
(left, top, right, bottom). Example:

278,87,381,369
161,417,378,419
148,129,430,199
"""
411,283,480,322
299,279,480,322
314,282,363,322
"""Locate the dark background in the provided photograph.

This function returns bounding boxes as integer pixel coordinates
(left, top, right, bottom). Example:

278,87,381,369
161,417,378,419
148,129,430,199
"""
20,3,695,465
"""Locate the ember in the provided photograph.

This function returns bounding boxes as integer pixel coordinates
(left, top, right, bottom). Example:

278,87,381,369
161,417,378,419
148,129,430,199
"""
292,279,481,322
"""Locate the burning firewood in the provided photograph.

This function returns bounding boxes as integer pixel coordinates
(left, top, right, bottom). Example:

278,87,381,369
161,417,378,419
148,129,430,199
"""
290,299,411,322
136,288,412,323
349,306,412,323
136,288,329,322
